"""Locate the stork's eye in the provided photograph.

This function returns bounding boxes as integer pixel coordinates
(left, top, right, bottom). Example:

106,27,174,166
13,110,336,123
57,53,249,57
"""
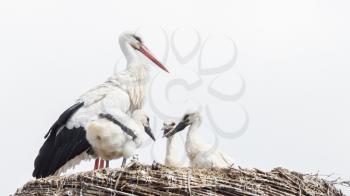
183,114,189,120
170,122,176,126
133,35,143,43
146,117,150,123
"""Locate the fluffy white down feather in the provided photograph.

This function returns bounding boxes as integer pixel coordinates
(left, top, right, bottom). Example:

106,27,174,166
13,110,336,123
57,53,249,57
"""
165,135,183,167
185,113,235,168
50,32,158,175
85,109,148,161
163,122,183,167
55,66,148,174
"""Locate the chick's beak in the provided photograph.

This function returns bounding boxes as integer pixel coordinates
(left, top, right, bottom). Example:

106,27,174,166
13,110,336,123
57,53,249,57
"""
144,126,156,141
163,121,188,138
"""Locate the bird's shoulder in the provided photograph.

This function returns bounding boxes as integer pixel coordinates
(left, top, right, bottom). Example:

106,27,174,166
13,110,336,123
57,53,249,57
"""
78,82,128,106
44,102,85,138
78,84,110,104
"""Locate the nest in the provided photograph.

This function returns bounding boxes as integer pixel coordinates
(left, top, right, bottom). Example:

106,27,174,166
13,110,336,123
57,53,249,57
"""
15,162,345,196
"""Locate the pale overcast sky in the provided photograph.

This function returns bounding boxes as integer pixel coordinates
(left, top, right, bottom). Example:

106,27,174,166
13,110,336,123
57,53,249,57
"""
0,0,349,195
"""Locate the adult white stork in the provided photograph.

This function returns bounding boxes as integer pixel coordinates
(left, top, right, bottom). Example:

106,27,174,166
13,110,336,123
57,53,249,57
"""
164,112,235,168
33,32,168,178
162,121,183,167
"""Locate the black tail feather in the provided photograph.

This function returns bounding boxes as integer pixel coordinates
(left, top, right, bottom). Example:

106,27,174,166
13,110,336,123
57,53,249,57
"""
33,102,88,178
33,127,90,178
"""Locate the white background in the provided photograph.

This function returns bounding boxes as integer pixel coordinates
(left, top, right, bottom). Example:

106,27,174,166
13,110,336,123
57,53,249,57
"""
0,0,349,195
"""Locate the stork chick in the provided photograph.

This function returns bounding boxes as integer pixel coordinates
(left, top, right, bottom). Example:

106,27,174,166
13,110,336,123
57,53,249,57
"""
86,110,154,167
162,121,182,167
164,112,235,168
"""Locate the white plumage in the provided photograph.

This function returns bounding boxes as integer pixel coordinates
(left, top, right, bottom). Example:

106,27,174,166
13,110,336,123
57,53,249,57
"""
162,121,183,167
33,32,168,178
86,109,150,161
62,34,152,170
164,112,235,168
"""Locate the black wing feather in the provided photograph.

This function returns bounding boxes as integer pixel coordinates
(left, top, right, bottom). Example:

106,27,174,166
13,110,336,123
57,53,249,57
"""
33,102,91,178
49,127,90,176
99,113,137,140
44,102,84,138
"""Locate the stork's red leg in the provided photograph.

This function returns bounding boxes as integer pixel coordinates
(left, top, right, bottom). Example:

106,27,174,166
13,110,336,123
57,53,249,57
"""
94,159,99,170
99,159,105,169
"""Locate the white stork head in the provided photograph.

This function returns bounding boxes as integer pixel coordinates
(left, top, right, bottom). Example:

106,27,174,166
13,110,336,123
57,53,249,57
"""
132,110,156,141
162,121,176,138
116,32,170,110
119,32,169,73
163,112,202,137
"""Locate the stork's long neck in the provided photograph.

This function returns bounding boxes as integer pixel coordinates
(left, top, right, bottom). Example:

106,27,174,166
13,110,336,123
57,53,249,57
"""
116,39,149,111
187,122,200,142
166,135,177,159
165,134,182,166
119,39,149,72
185,121,202,155
120,39,138,66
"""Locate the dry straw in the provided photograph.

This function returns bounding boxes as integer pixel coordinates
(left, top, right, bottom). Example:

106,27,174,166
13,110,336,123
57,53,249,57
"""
15,161,346,196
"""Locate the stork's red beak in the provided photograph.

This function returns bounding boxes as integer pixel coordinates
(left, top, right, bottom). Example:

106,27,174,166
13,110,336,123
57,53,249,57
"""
138,45,169,73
